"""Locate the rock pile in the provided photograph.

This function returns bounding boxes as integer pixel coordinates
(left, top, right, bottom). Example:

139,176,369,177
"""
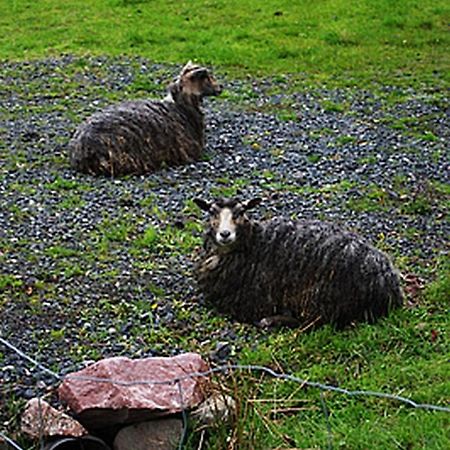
21,353,235,450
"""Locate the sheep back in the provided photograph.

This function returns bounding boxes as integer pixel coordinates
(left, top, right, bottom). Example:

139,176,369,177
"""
69,100,204,176
196,218,403,328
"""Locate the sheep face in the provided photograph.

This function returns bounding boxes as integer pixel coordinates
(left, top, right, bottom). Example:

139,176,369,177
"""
194,197,261,247
178,62,222,99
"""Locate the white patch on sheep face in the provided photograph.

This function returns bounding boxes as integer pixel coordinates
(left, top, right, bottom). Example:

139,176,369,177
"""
216,208,237,246
163,91,174,103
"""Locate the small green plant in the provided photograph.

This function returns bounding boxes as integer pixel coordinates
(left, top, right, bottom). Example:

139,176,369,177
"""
57,193,85,209
420,131,438,142
424,258,449,306
346,185,390,212
358,155,378,165
322,29,358,46
307,153,321,163
129,74,162,94
0,274,23,291
45,176,82,191
210,185,241,198
45,245,79,258
336,134,356,145
50,329,65,340
401,195,433,215
321,100,347,113
100,217,134,243
135,226,159,249
63,263,85,278
277,110,298,121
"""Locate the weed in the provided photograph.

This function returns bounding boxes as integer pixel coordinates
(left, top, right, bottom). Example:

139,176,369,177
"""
129,74,163,94
45,246,79,258
135,226,159,249
210,185,241,198
336,135,356,145
358,154,378,165
307,153,321,164
99,216,135,243
401,195,433,216
45,176,85,191
346,185,390,212
277,110,298,122
321,100,347,113
0,274,23,291
57,193,85,210
420,131,439,142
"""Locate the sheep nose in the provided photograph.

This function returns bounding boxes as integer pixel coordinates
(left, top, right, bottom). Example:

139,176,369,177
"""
220,230,231,239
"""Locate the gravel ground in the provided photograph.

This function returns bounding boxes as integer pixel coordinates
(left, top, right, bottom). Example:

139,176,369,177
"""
0,56,448,425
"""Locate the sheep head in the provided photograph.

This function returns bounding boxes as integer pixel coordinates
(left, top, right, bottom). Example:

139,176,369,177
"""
169,61,222,106
194,197,261,248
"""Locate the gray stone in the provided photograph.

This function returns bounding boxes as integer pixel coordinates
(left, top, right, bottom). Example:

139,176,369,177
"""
190,393,236,426
113,418,183,450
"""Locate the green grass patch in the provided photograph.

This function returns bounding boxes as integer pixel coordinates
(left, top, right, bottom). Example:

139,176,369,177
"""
321,99,348,113
192,261,449,449
347,184,392,213
135,226,159,250
133,222,202,256
307,153,322,163
0,274,23,291
45,176,85,191
45,245,79,259
0,1,448,86
336,134,357,145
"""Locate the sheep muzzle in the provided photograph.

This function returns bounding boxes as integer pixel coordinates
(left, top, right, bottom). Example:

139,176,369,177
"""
215,208,237,246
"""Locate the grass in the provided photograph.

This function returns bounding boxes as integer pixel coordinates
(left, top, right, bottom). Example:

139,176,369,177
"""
0,1,449,86
187,263,450,449
0,1,449,449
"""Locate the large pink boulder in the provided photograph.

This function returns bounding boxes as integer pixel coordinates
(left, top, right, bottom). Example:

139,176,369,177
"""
58,353,209,428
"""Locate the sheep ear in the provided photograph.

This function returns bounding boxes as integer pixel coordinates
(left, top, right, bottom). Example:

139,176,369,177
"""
181,60,195,75
242,197,262,211
190,68,208,79
193,198,212,211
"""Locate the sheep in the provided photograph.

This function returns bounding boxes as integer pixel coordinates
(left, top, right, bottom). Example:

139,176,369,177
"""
68,61,222,176
193,197,403,329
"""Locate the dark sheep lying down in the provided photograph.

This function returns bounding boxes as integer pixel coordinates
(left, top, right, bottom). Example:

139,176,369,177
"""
68,61,222,176
194,197,403,329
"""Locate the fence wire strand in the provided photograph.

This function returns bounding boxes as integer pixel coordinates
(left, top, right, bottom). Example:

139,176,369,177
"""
1,336,449,450
0,432,24,450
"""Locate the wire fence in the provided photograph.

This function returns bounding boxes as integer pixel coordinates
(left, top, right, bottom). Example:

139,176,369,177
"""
1,336,449,450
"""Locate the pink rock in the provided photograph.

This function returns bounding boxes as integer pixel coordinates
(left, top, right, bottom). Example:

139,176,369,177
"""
21,398,88,439
58,353,209,428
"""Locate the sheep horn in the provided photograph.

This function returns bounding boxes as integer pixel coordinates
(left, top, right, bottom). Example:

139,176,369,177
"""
242,197,262,210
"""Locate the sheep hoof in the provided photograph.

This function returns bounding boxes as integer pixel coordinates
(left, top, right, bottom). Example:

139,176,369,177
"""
257,315,300,329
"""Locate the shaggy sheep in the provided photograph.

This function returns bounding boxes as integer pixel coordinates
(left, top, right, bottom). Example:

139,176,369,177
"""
194,197,403,329
69,61,222,176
